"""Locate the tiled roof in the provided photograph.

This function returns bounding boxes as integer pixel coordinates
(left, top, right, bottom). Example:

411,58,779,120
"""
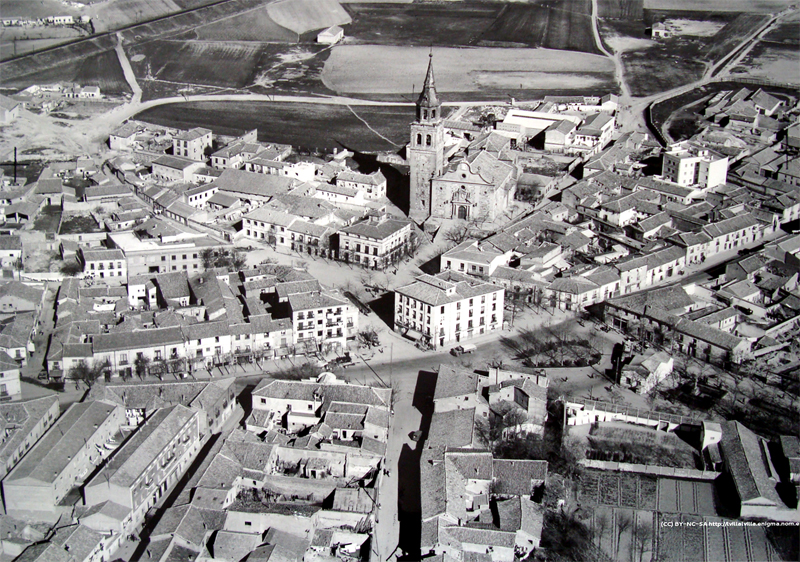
341,216,412,241
174,127,211,141
427,409,475,449
720,421,782,506
434,364,478,400
492,459,548,495
0,282,44,304
214,169,296,198
703,213,760,239
89,405,195,488
6,401,121,485
253,379,390,409
396,271,501,306
92,326,185,352
420,449,446,519
152,155,198,171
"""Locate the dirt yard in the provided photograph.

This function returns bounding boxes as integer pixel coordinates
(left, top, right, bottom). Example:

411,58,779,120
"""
321,46,615,95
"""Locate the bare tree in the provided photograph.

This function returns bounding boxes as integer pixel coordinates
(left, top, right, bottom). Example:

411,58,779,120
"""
631,520,652,562
67,358,110,388
593,511,611,547
615,511,634,559
443,224,471,246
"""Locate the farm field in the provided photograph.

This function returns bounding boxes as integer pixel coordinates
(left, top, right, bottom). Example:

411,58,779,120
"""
762,11,800,45
0,41,131,95
343,3,500,47
322,46,615,95
343,1,599,54
135,101,415,152
643,0,793,11
129,40,278,89
267,0,351,35
0,38,77,61
598,0,643,20
704,13,771,63
187,7,297,42
655,513,781,562
589,507,653,562
732,42,800,84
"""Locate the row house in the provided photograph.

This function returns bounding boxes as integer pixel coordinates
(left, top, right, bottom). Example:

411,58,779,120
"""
570,112,615,155
2,401,126,522
338,214,414,270
441,239,513,277
82,405,203,545
79,248,127,283
313,182,365,206
394,271,504,350
335,170,387,200
287,220,333,258
241,207,299,249
702,213,763,257
667,230,712,265
0,235,22,269
210,141,262,170
92,327,186,379
615,245,686,294
151,155,205,183
245,159,316,182
184,183,218,207
546,266,620,310
0,396,59,481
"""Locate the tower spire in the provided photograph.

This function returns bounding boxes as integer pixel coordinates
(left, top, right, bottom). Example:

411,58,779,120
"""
417,51,439,109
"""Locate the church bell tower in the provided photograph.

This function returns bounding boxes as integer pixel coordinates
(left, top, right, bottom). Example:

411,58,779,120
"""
408,53,445,222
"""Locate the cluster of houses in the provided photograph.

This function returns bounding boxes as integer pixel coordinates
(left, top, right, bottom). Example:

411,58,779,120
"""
0,371,391,562
45,263,359,382
419,364,549,560
0,377,237,562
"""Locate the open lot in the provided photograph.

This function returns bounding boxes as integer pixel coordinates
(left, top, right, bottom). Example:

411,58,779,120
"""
322,46,615,95
644,0,793,11
267,0,351,35
136,101,415,152
0,0,81,18
732,42,800,83
763,11,800,45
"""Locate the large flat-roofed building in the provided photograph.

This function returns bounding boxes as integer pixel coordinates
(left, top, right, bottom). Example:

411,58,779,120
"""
0,396,59,481
82,405,203,537
2,401,126,521
394,270,504,350
107,230,229,276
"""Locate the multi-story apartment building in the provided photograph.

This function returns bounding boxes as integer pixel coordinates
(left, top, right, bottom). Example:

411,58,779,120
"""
79,248,127,283
107,231,229,276
172,127,212,161
335,170,387,199
282,284,358,354
394,271,504,349
662,142,729,188
2,401,126,521
338,214,413,269
0,396,59,481
82,405,203,541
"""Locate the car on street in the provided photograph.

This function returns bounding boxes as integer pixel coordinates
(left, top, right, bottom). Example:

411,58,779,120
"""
451,343,476,356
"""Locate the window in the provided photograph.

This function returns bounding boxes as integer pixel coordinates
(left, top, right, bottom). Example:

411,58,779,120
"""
120,353,127,364
426,135,431,146
154,350,162,360
416,133,422,145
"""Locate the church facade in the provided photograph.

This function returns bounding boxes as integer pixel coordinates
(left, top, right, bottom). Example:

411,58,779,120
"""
408,55,518,223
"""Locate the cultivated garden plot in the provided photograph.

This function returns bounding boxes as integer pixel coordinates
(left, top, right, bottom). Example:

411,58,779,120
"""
644,0,794,11
732,42,800,84
584,422,700,467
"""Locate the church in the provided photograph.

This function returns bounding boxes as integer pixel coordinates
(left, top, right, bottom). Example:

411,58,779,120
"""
408,55,518,223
